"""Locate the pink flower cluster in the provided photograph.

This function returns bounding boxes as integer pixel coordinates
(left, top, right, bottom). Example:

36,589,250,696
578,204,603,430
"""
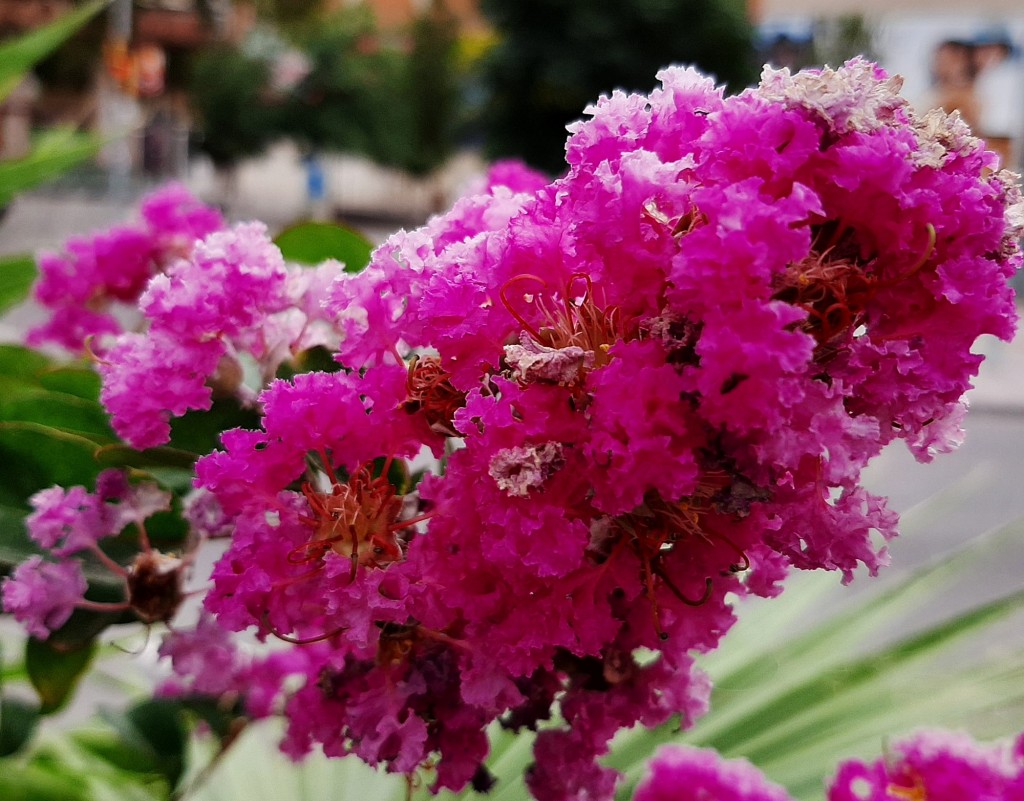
636,731,1024,801
28,183,224,352
829,729,1024,801
1,470,177,638
170,60,1022,801
99,222,346,448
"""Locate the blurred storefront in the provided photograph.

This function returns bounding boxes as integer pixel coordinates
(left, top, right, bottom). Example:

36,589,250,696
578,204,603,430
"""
0,0,247,186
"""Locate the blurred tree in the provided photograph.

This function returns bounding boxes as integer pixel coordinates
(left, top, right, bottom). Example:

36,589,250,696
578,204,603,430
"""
279,8,409,164
251,0,325,29
403,0,460,175
813,15,876,67
280,3,460,176
478,0,757,173
188,45,279,169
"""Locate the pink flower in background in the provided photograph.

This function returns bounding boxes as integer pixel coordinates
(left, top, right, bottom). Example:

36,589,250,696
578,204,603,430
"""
28,183,224,352
2,557,87,639
99,222,349,449
634,745,795,801
828,729,1024,801
2,471,181,638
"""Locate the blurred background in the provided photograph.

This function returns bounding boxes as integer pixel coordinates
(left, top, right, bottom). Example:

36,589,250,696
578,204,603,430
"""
0,0,1019,246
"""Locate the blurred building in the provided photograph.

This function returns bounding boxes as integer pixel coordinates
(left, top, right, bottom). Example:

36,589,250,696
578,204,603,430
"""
0,0,251,182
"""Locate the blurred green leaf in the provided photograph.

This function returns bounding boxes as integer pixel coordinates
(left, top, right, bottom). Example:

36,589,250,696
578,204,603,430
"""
0,697,41,756
25,637,97,714
0,0,108,102
0,348,99,400
73,728,161,777
0,758,93,801
167,398,261,457
278,344,345,380
99,699,187,788
0,503,40,573
0,345,51,381
0,128,105,207
44,603,133,652
274,221,373,272
0,392,116,444
0,254,36,315
94,444,200,471
0,421,104,499
37,366,101,401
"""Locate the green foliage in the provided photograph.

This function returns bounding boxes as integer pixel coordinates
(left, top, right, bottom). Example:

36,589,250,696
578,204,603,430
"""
0,3,106,204
99,699,187,788
25,637,96,714
0,347,114,508
277,5,461,175
0,254,36,317
274,221,373,270
254,0,326,29
188,46,280,169
0,127,104,208
0,0,108,102
403,2,461,175
0,697,40,757
478,0,757,173
278,10,408,162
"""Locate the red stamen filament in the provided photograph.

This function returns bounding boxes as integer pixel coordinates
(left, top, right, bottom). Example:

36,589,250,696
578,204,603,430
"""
776,222,937,351
500,272,629,367
404,355,465,432
269,622,347,645
290,458,422,584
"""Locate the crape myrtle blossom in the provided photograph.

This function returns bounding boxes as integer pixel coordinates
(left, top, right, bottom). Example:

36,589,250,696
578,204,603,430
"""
828,729,1024,801
27,183,224,352
1,470,187,638
168,58,1024,801
99,223,348,449
633,729,1024,801
633,745,795,801
0,57,986,800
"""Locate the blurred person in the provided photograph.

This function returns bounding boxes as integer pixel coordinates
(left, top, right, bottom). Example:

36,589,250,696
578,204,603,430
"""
921,39,980,132
973,28,1024,168
763,34,812,71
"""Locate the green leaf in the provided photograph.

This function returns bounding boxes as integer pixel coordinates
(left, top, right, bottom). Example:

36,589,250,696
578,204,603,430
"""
0,758,93,801
0,254,36,315
44,604,133,651
0,345,51,381
25,637,97,714
0,128,105,207
0,421,104,499
0,0,108,103
274,221,373,271
37,366,101,401
0,697,41,756
168,398,261,457
0,391,116,444
0,503,40,572
94,444,200,471
98,699,187,788
0,348,100,401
